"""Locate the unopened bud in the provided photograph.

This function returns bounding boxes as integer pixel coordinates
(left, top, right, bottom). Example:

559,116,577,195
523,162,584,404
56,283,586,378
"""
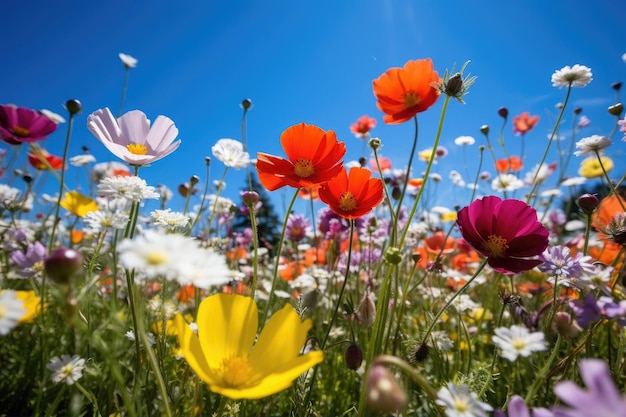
384,247,402,265
498,107,508,118
611,81,622,91
356,292,376,327
577,193,600,215
22,174,33,184
480,125,489,135
65,99,82,115
573,107,583,115
358,157,367,167
241,190,260,207
553,312,582,339
369,137,381,150
366,362,407,414
391,185,401,200
241,98,252,110
204,156,211,166
189,175,200,186
445,73,463,97
344,343,364,370
608,103,623,116
45,247,83,285
409,342,430,363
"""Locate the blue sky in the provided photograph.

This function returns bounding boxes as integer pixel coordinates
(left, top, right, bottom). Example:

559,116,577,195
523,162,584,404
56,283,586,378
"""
3,1,625,218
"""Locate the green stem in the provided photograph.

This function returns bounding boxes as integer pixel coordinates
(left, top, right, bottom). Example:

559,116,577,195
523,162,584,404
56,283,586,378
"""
524,336,562,404
118,67,130,117
375,354,439,401
248,204,260,299
594,149,626,211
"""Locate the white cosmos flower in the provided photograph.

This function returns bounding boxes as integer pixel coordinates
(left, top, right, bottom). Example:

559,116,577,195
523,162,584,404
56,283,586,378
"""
47,355,85,385
492,325,546,361
87,107,181,166
150,208,190,230
454,135,475,146
573,135,613,156
560,176,587,187
211,138,250,169
491,174,525,192
175,248,233,289
118,52,138,68
69,154,96,167
551,64,593,88
40,109,66,123
97,176,160,202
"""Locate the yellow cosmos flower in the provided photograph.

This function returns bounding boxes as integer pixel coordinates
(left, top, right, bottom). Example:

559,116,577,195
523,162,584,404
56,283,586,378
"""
578,155,613,179
60,191,100,217
175,293,323,400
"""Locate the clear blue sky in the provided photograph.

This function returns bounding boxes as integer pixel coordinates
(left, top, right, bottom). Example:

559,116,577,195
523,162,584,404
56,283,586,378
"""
3,1,625,217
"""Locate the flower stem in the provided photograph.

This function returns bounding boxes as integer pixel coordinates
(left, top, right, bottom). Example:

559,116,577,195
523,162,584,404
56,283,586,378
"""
524,336,562,405
594,149,626,211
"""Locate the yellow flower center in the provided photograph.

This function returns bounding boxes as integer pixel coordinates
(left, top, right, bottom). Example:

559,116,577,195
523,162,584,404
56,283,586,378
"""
294,159,314,178
0,305,5,318
513,338,526,350
13,126,30,137
339,192,357,212
403,91,420,108
127,143,148,155
221,356,252,388
61,364,74,377
454,399,469,412
485,234,508,258
146,251,168,265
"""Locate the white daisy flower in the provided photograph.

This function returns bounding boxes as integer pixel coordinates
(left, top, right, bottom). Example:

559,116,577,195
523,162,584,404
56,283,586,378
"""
0,290,26,335
83,209,129,233
118,52,138,68
175,248,232,289
151,208,190,230
560,176,587,187
551,64,593,88
454,135,475,146
47,355,85,385
492,325,546,361
97,176,160,202
69,154,96,167
491,174,525,192
573,135,613,156
211,138,251,170
435,383,493,417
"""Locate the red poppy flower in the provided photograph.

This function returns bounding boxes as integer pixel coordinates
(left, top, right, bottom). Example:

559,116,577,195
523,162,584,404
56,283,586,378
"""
27,150,64,170
495,156,523,173
318,167,384,220
456,196,549,274
0,104,58,145
350,115,377,138
256,123,346,191
369,156,392,174
372,58,441,124
512,112,540,135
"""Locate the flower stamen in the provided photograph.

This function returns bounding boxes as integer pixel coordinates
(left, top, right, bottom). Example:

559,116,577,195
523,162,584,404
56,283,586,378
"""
220,356,252,388
403,91,420,108
338,192,357,212
485,234,508,258
127,143,149,155
13,126,30,137
294,159,314,178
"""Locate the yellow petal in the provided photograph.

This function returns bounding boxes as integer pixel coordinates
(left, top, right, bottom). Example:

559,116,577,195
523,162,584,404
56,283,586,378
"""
15,290,41,324
249,303,312,374
197,294,257,369
174,314,219,385
210,351,324,400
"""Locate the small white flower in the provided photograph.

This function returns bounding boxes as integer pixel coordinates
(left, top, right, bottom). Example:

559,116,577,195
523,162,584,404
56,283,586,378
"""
211,138,250,170
83,209,129,233
560,176,587,187
573,135,613,156
436,383,493,417
430,331,454,351
492,325,546,361
454,135,475,146
175,248,232,289
69,154,96,167
0,290,26,335
151,208,190,230
47,355,85,385
551,64,593,88
622,52,626,64
208,195,236,215
491,174,525,192
40,109,66,123
97,176,160,202
119,52,138,68
125,330,156,346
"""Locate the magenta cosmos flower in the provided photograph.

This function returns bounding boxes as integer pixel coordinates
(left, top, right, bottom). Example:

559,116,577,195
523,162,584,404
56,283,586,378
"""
0,104,58,145
456,196,549,274
87,107,181,166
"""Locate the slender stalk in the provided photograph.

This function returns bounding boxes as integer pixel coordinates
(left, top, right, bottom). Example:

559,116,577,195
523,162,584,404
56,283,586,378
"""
117,67,130,118
524,336,562,404
248,204,260,299
594,149,626,211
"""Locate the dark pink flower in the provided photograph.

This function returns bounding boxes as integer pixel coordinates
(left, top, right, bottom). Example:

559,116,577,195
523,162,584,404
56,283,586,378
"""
0,105,58,145
456,196,549,274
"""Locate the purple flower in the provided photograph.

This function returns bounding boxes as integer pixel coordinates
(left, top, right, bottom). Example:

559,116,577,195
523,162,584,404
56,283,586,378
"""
552,359,626,417
569,293,603,327
495,395,554,417
10,241,46,278
286,213,311,242
537,245,595,286
0,104,57,145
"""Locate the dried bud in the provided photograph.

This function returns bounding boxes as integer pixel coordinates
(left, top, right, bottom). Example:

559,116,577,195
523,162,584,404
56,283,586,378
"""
45,247,83,285
384,247,402,265
204,156,212,166
391,185,402,200
611,81,622,91
553,312,582,339
480,125,490,135
81,146,90,153
241,190,260,208
189,175,200,186
445,73,464,97
344,343,364,370
411,251,421,264
573,107,583,115
369,137,381,150
608,103,624,116
409,342,430,363
65,99,82,115
358,157,367,167
577,193,600,215
498,107,508,118
366,362,407,414
241,98,253,110
22,174,33,184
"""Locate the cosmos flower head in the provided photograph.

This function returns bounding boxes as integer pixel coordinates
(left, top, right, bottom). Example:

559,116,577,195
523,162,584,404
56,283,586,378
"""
512,112,539,135
318,167,384,220
372,58,441,124
456,196,549,274
573,135,613,156
578,155,613,179
211,138,250,170
350,115,377,139
118,52,138,68
87,107,181,166
492,325,546,361
47,355,85,385
0,104,58,145
551,64,593,88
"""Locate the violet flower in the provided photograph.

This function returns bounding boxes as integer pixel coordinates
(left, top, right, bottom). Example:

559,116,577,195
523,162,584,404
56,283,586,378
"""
285,213,312,242
0,104,57,145
10,241,46,278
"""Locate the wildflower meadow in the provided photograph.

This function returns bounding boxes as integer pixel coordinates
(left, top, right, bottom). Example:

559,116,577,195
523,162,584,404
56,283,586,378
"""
1,51,626,417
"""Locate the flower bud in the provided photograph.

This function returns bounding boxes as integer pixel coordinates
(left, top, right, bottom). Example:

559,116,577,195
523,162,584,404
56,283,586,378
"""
241,98,252,110
384,247,402,265
358,157,367,167
356,292,376,327
241,190,260,207
553,312,581,339
45,247,83,285
391,185,402,200
189,175,200,186
369,137,381,150
498,107,508,118
608,103,624,116
611,81,622,91
366,362,407,414
480,125,489,135
577,193,600,215
445,73,464,97
409,342,430,363
204,156,211,166
344,343,364,370
573,107,583,115
65,99,82,115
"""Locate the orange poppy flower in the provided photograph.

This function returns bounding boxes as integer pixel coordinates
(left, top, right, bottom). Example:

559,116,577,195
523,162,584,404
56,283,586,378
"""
423,231,456,254
318,167,384,220
372,58,441,124
350,115,377,138
592,194,625,235
495,156,523,172
279,260,307,281
71,229,84,244
256,123,346,191
28,149,64,170
512,112,540,134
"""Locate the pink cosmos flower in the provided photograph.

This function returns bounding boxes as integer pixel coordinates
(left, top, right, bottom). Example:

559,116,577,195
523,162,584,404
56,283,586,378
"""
456,196,549,274
0,104,58,145
87,107,181,166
